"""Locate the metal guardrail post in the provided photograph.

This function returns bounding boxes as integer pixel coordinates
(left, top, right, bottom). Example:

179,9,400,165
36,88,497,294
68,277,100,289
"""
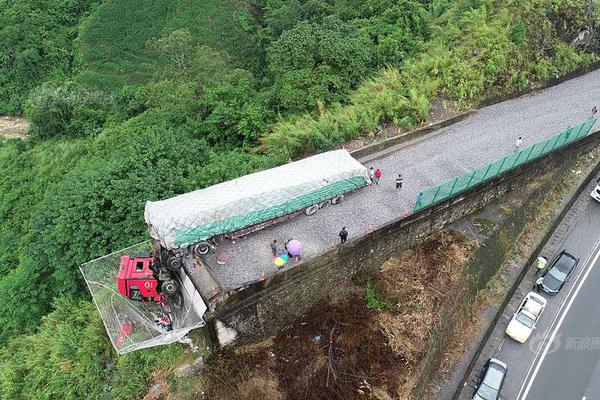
539,138,551,155
497,156,508,173
449,178,459,196
481,163,494,181
465,170,477,188
524,145,535,162
431,184,443,205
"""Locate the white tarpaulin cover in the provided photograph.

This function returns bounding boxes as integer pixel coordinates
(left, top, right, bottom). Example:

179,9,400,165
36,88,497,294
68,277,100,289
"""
145,149,369,250
80,242,207,354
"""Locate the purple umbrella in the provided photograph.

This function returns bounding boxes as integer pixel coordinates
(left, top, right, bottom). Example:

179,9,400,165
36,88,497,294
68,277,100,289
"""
286,240,302,256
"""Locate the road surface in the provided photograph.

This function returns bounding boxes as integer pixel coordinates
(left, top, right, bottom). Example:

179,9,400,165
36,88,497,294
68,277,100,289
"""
457,176,600,400
203,68,600,289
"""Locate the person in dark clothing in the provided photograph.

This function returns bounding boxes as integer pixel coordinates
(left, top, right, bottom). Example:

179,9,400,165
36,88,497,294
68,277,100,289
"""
395,174,404,189
339,227,348,244
270,240,278,256
592,106,598,118
284,239,292,257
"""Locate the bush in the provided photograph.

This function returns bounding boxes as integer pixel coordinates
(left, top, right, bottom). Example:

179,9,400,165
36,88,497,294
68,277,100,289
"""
267,18,374,112
0,297,181,400
25,83,113,140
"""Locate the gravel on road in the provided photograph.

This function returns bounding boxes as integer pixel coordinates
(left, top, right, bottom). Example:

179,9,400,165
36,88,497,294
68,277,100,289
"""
203,69,600,289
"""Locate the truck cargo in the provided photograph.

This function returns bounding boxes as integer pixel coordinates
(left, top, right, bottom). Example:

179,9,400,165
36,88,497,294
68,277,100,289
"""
144,149,369,256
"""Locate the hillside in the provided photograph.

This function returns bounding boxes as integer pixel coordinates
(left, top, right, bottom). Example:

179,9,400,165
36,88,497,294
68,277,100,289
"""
0,0,598,398
77,0,259,90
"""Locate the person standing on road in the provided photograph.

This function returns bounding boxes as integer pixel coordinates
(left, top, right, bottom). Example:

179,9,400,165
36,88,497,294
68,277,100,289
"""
270,239,278,256
395,174,404,189
535,256,547,276
592,106,598,118
339,227,348,244
374,168,382,185
514,136,523,152
369,166,375,185
533,276,544,292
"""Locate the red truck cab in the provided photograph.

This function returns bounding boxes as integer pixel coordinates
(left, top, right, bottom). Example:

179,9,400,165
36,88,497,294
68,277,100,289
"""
117,254,161,302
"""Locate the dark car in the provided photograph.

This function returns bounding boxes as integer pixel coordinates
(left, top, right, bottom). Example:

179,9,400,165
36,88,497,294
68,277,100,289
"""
472,358,508,400
539,250,579,295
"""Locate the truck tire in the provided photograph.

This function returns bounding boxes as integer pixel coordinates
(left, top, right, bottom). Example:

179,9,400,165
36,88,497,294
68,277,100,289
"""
167,256,183,271
331,195,344,205
192,242,211,257
319,199,331,209
305,204,319,216
161,279,179,295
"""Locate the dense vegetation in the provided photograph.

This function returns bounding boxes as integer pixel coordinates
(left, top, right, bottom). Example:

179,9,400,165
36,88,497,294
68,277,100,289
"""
0,0,597,398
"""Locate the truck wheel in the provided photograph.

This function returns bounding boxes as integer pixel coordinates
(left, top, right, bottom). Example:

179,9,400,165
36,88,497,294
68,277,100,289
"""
331,195,344,205
161,279,179,295
305,204,319,216
192,242,211,256
167,256,183,270
319,199,331,209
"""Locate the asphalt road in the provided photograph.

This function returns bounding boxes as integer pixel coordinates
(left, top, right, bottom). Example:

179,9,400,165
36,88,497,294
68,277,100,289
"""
203,68,600,289
458,177,600,400
517,198,600,400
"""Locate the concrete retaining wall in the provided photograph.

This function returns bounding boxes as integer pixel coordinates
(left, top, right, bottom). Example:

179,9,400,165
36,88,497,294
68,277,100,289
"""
206,129,600,349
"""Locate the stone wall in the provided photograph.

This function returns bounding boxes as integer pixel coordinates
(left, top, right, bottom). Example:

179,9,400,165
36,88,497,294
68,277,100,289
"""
205,129,600,348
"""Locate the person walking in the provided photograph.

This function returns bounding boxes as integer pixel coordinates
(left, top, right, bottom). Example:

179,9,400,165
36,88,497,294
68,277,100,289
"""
395,173,404,189
534,256,547,276
270,239,278,256
514,136,523,152
592,106,598,118
369,166,375,185
339,227,348,244
374,168,382,185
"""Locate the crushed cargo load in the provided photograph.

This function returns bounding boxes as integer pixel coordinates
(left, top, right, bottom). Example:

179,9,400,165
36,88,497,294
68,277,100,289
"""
145,149,369,250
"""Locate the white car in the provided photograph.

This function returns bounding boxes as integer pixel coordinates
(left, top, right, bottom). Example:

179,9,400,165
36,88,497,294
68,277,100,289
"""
505,292,547,343
591,182,600,202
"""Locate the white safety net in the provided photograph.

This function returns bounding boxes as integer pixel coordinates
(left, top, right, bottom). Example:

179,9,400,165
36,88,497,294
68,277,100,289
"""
80,242,207,354
145,149,369,250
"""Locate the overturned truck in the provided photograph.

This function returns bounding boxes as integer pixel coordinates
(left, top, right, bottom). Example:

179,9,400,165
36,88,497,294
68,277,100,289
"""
120,149,369,303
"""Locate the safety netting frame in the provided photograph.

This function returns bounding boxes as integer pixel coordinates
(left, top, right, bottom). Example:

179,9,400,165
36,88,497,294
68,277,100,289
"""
81,242,207,355
145,149,370,250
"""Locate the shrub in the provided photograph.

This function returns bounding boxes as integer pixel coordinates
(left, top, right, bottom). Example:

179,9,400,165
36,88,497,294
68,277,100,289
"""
25,82,113,140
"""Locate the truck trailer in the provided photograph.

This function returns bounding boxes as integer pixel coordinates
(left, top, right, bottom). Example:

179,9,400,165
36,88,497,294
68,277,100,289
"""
118,149,369,303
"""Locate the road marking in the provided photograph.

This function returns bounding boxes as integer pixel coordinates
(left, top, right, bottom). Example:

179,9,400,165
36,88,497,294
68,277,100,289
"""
517,234,600,398
516,235,600,400
517,236,600,400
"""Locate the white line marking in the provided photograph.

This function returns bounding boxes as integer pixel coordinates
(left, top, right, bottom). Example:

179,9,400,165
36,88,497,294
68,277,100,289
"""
518,238,600,400
515,232,600,399
516,235,600,400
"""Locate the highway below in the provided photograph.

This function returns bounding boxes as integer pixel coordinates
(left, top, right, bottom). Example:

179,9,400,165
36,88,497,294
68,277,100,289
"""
458,177,600,400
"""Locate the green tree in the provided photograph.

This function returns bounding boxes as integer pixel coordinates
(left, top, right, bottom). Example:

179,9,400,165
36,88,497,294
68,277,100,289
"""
0,0,99,113
267,18,374,112
25,82,113,140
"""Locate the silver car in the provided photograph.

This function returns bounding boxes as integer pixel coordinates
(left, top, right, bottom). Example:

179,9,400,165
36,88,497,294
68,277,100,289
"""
472,358,508,400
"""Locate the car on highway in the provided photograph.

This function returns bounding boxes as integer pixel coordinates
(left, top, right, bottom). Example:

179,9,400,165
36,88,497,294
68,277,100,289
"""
538,250,579,295
590,180,600,202
472,358,508,400
505,291,547,343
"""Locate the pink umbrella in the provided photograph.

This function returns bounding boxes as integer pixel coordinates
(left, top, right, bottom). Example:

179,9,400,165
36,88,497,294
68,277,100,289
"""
287,240,302,256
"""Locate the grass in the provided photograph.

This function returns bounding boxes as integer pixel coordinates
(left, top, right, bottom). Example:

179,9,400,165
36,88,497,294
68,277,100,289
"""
76,0,257,91
193,232,475,400
473,218,496,235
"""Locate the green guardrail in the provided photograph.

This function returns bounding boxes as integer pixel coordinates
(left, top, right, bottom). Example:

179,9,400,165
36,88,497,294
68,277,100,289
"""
413,119,597,212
